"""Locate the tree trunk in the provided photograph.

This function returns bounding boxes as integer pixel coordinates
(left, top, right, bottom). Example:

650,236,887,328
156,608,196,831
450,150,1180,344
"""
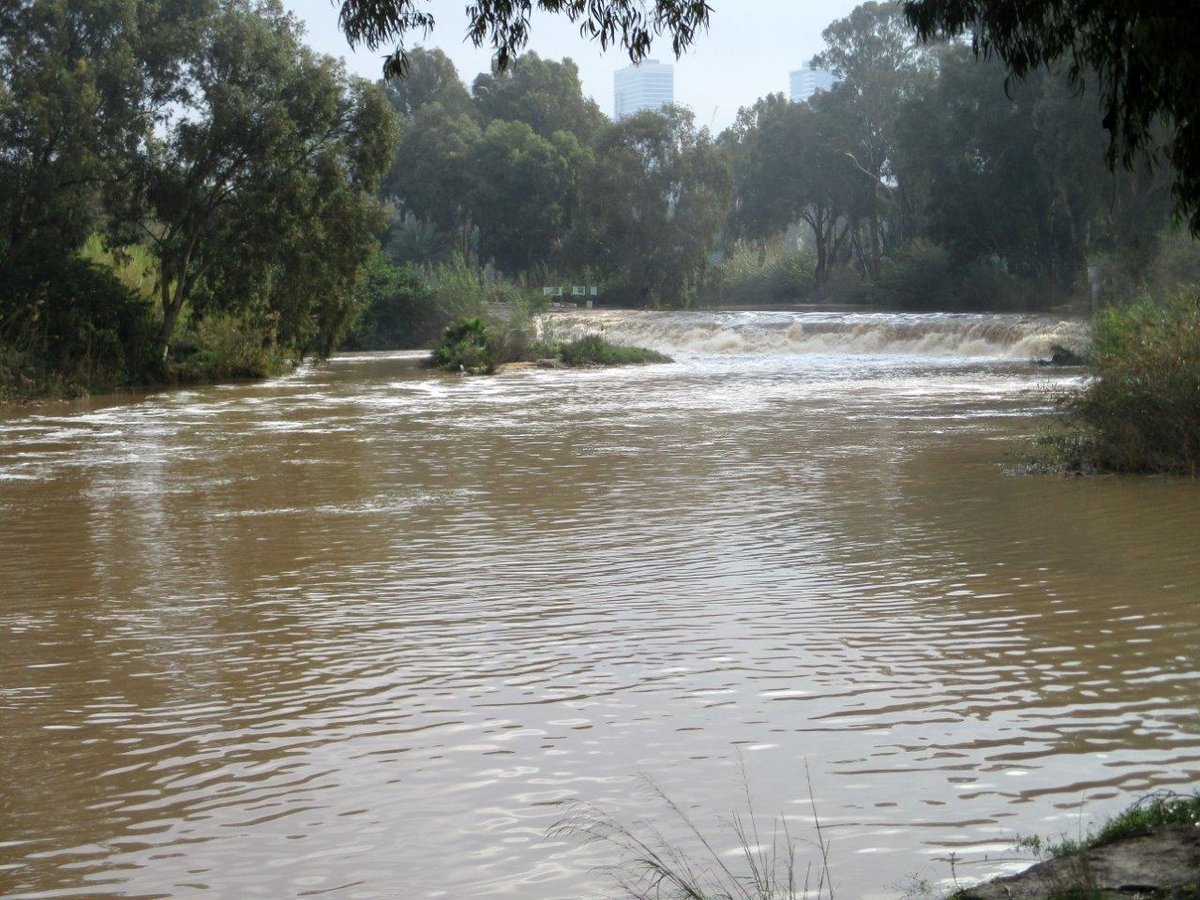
155,235,198,361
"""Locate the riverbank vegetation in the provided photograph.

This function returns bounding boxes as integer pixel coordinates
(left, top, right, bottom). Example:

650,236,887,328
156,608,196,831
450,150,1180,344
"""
558,784,1200,900
0,0,397,401
1031,294,1200,476
555,771,835,900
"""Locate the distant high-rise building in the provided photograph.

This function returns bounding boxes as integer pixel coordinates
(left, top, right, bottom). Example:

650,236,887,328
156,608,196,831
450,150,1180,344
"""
789,64,837,103
613,59,674,119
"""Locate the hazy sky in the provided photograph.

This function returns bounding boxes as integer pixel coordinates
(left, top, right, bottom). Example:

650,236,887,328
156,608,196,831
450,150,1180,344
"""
284,0,862,130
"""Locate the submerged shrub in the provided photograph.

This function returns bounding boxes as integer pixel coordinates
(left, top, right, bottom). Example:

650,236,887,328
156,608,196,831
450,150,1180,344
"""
558,334,671,366
431,317,495,374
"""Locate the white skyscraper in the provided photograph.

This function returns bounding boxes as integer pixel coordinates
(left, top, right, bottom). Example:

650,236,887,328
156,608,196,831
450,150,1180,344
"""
789,64,837,103
613,59,674,119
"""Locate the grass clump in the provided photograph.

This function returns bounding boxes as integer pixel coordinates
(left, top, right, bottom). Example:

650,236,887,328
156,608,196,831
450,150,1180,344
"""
553,767,835,900
1029,790,1200,859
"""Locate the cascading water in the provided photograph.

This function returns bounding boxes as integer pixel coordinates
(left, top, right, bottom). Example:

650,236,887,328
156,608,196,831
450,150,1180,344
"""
541,308,1090,360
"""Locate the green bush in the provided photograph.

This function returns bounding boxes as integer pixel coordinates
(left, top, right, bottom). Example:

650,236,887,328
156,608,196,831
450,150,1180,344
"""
345,255,548,353
832,242,1042,310
1069,294,1200,474
430,317,496,374
852,241,955,309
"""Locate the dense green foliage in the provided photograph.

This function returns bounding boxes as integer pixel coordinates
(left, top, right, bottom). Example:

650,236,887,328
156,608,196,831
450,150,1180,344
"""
0,0,397,399
905,0,1200,235
430,317,496,374
130,0,396,361
0,250,154,396
719,242,816,306
373,49,728,309
576,107,729,306
342,255,434,350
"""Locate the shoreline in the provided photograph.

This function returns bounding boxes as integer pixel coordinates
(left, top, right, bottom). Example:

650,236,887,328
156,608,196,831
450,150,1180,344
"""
953,824,1200,898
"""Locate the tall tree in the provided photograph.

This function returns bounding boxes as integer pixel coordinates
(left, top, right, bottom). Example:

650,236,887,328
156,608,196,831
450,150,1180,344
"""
893,44,1114,291
0,0,207,267
726,93,864,289
579,107,730,306
814,1,933,277
472,121,585,274
382,101,482,259
903,0,1200,232
472,53,606,143
129,0,397,358
377,46,474,121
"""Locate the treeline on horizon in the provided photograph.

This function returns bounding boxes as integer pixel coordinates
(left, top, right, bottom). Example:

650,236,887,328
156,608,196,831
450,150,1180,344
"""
368,5,1197,326
3,0,1200,398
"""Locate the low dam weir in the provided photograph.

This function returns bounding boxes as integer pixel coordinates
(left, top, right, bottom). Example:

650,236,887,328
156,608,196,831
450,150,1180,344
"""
542,308,1089,359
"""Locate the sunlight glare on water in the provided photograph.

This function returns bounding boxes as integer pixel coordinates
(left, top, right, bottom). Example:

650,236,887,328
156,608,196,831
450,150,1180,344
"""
1,311,1197,899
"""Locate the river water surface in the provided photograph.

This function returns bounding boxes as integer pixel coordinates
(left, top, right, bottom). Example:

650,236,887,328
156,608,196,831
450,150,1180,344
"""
2,310,1198,898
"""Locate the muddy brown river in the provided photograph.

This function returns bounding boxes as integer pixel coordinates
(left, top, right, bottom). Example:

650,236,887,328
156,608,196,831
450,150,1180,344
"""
2,310,1197,898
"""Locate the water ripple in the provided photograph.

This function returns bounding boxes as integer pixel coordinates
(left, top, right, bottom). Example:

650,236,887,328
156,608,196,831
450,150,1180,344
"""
2,319,1197,898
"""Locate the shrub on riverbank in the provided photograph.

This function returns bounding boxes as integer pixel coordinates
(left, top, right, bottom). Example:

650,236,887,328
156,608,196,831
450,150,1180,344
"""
1070,294,1200,475
168,311,293,383
346,255,548,351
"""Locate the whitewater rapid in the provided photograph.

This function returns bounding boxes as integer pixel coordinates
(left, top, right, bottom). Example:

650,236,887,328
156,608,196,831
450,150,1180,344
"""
540,309,1089,360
